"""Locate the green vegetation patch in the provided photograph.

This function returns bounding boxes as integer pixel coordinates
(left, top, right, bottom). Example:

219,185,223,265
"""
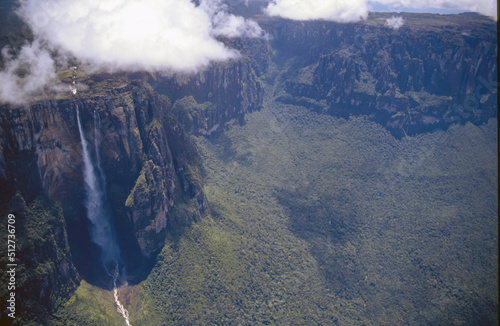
54,281,124,326
134,76,497,325
172,96,215,133
0,195,79,325
125,160,161,208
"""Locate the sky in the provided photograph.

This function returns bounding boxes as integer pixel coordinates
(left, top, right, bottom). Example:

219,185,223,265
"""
0,0,497,105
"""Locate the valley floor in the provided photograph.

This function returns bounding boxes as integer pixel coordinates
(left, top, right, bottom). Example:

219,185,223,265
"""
56,81,498,325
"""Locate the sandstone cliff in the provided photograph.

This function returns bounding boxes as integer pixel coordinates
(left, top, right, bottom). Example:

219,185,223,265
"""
0,75,207,283
261,13,497,137
0,194,80,324
152,37,268,135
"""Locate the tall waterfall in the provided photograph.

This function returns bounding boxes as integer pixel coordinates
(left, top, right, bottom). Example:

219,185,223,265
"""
76,106,131,325
76,105,121,266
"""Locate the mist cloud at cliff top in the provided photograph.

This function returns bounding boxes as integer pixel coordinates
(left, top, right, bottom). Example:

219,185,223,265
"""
265,0,497,21
0,0,264,104
17,0,264,71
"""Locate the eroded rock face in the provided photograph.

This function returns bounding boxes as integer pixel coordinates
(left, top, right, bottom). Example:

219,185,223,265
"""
0,79,207,280
263,13,497,137
0,194,80,323
0,41,266,282
151,39,268,135
118,83,207,258
0,99,81,205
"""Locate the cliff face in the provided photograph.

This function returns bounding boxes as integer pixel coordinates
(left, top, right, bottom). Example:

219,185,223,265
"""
152,38,269,135
0,98,80,204
0,38,266,284
0,76,207,283
0,194,80,325
120,83,207,260
0,11,497,318
261,13,497,137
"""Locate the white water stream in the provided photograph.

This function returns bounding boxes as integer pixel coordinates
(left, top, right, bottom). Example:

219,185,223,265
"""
109,264,132,326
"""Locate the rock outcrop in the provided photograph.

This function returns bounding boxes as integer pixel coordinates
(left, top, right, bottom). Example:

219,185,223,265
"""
151,38,268,135
262,12,497,137
0,76,207,282
0,194,80,325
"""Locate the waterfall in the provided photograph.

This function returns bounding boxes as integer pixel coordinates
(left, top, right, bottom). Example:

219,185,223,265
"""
76,105,121,266
76,106,132,325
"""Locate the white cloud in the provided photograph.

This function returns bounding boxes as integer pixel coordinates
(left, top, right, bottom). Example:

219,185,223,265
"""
16,0,258,72
265,0,369,22
385,16,404,29
1,0,496,105
201,0,266,38
265,0,497,21
0,40,62,105
0,0,265,105
212,13,265,38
